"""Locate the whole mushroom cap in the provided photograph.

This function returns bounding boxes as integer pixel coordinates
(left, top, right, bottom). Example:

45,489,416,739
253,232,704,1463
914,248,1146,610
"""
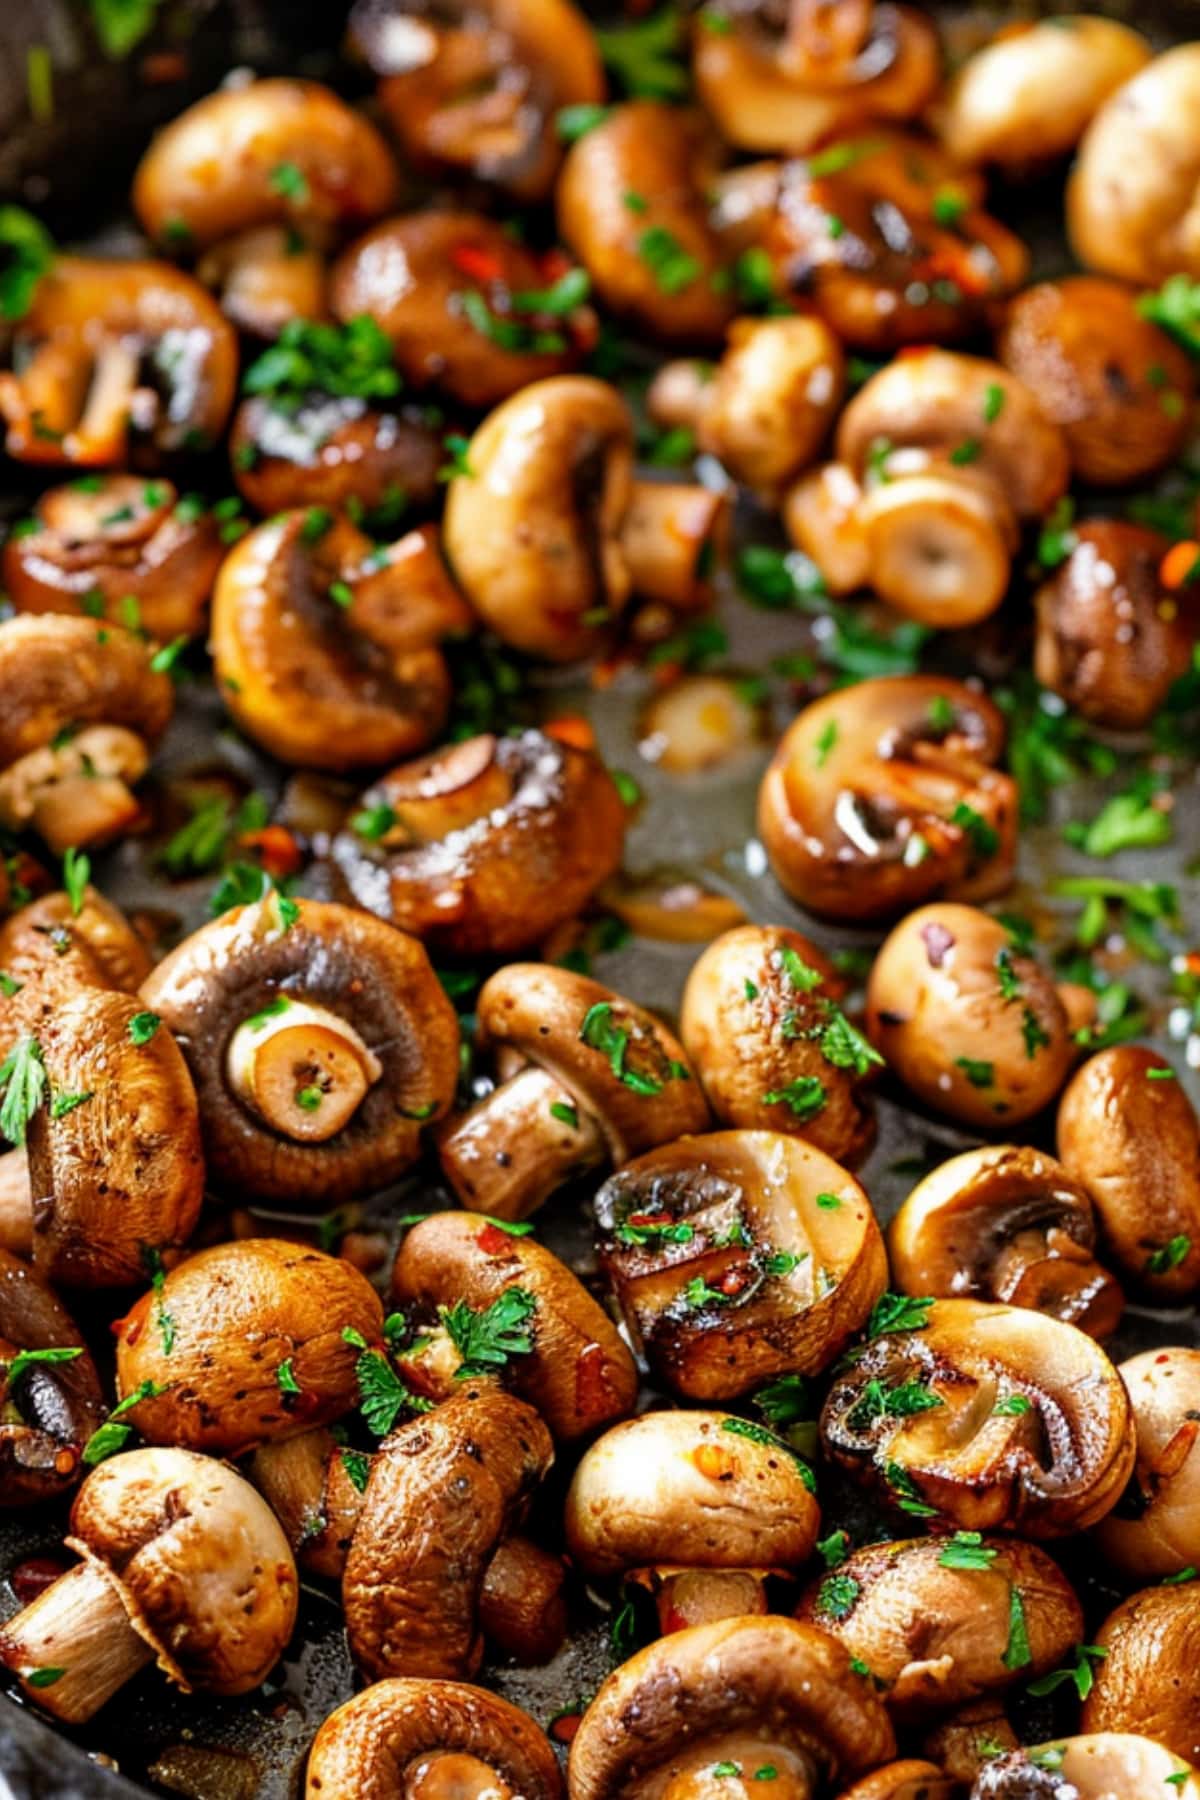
0,615,172,771
836,1764,955,1800
1091,1346,1200,1579
1081,1580,1200,1765
971,1734,1200,1798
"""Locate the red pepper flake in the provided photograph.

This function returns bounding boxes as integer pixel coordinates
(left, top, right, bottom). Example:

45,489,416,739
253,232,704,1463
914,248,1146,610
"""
450,243,504,285
477,1223,512,1256
11,1556,69,1604
239,824,303,880
718,1264,751,1297
661,1604,691,1634
550,1713,582,1745
628,1212,673,1228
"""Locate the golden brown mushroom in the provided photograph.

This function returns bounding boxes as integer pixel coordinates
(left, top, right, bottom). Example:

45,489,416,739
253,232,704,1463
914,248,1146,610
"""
1081,1580,1200,1766
888,1145,1122,1339
1090,1347,1200,1581
866,905,1093,1129
140,895,459,1206
330,730,626,956
922,1702,1019,1789
820,1297,1134,1538
230,394,444,523
0,884,149,1019
196,225,329,340
595,1128,886,1401
758,676,1017,923
836,1766,955,1800
971,1736,1200,1799
435,964,707,1222
0,1249,105,1507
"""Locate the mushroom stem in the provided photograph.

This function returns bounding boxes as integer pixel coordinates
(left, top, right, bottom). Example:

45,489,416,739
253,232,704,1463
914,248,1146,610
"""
990,1234,1123,1340
226,996,383,1142
857,472,1017,629
621,481,728,610
0,726,149,855
381,733,514,843
0,1557,152,1723
0,1150,32,1257
650,1567,769,1634
437,1066,606,1221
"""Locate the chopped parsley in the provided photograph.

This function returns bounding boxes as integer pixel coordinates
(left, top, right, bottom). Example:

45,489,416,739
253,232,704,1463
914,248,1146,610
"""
867,1293,934,1337
0,1037,46,1144
127,1012,161,1046
815,1572,860,1620
1027,1642,1107,1701
938,1531,997,1571
442,1287,536,1378
1002,1586,1032,1670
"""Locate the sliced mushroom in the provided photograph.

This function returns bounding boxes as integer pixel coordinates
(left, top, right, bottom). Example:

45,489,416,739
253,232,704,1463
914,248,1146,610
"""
435,964,707,1222
342,1383,554,1681
1090,1347,1200,1581
0,1447,297,1722
866,905,1092,1129
1057,1047,1200,1300
0,256,237,465
3,476,222,643
140,895,459,1206
795,1535,1081,1720
681,925,877,1166
114,1238,383,1457
836,1765,955,1800
196,225,329,340
758,676,1017,922
972,1735,1200,1799
211,509,470,770
0,1249,105,1506
133,79,399,251
782,460,872,595
569,1616,896,1800
330,730,626,956
820,1297,1134,1538
305,1677,563,1800
230,394,444,521
888,1145,1122,1339
1081,1580,1200,1765
595,1128,887,1401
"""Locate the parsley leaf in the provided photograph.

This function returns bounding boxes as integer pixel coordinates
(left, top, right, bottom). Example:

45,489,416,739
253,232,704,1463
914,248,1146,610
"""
0,1037,46,1145
1027,1643,1107,1701
1002,1586,1032,1670
867,1292,934,1337
4,1344,83,1389
0,206,55,320
938,1531,997,1571
762,1075,826,1119
244,315,401,405
442,1288,536,1378
816,1572,860,1620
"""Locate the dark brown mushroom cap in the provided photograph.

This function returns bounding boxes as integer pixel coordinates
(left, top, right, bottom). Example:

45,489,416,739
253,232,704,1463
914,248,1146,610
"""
2,476,222,644
330,731,626,957
66,1446,298,1695
114,1238,384,1456
820,1297,1134,1538
565,1408,820,1578
836,1763,955,1800
343,1383,554,1682
0,615,173,770
305,1677,563,1800
1090,1346,1200,1580
795,1535,1082,1720
568,1616,897,1800
1056,1046,1200,1300
681,925,875,1165
998,277,1194,486
25,988,204,1288
1033,519,1196,729
757,676,1017,923
1081,1581,1200,1764
0,1247,105,1506
972,1735,1200,1798
594,1128,887,1401
140,896,459,1206
210,510,459,770
230,395,444,521
887,1144,1123,1339
391,1211,638,1442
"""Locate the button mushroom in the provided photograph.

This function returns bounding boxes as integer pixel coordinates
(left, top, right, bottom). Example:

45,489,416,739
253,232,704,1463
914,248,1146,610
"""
1081,1580,1200,1766
0,882,150,1025
342,1382,554,1680
565,1408,820,1634
971,1735,1200,1799
3,476,222,643
595,1128,887,1401
435,964,707,1223
681,925,878,1166
132,79,399,252
0,1248,105,1507
568,1615,897,1799
140,895,458,1207
866,905,1093,1129
330,730,626,957
196,224,329,341
230,392,444,523
305,1677,563,1799
796,1534,1081,1720
1057,1047,1200,1301
113,1238,384,1456
820,1297,1134,1538
0,256,237,465
249,1426,368,1582
887,1145,1123,1339
210,508,471,770
0,1446,297,1722
1090,1347,1200,1581
392,1211,638,1442
0,615,173,854
758,676,1017,923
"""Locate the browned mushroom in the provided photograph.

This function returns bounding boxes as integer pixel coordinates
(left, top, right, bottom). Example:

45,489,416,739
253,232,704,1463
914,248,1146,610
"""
0,256,237,466
0,615,173,854
887,1145,1123,1339
330,731,626,956
922,1702,1019,1789
866,905,1093,1129
2,476,222,643
836,1765,956,1800
140,895,459,1207
305,1678,564,1799
350,0,602,203
680,925,877,1167
0,1447,297,1722
0,884,150,1020
1057,1047,1200,1301
1090,1347,1200,1581
820,1297,1134,1538
568,1615,897,1799
477,1535,569,1666
249,1427,368,1582
132,79,399,251
435,965,707,1222
758,676,1017,923
230,394,444,523
210,509,471,770
0,1249,105,1506
782,460,871,594
196,225,329,340
972,1736,1200,1798
1081,1580,1200,1765
795,1535,1081,1719
595,1128,887,1401
342,1382,554,1681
